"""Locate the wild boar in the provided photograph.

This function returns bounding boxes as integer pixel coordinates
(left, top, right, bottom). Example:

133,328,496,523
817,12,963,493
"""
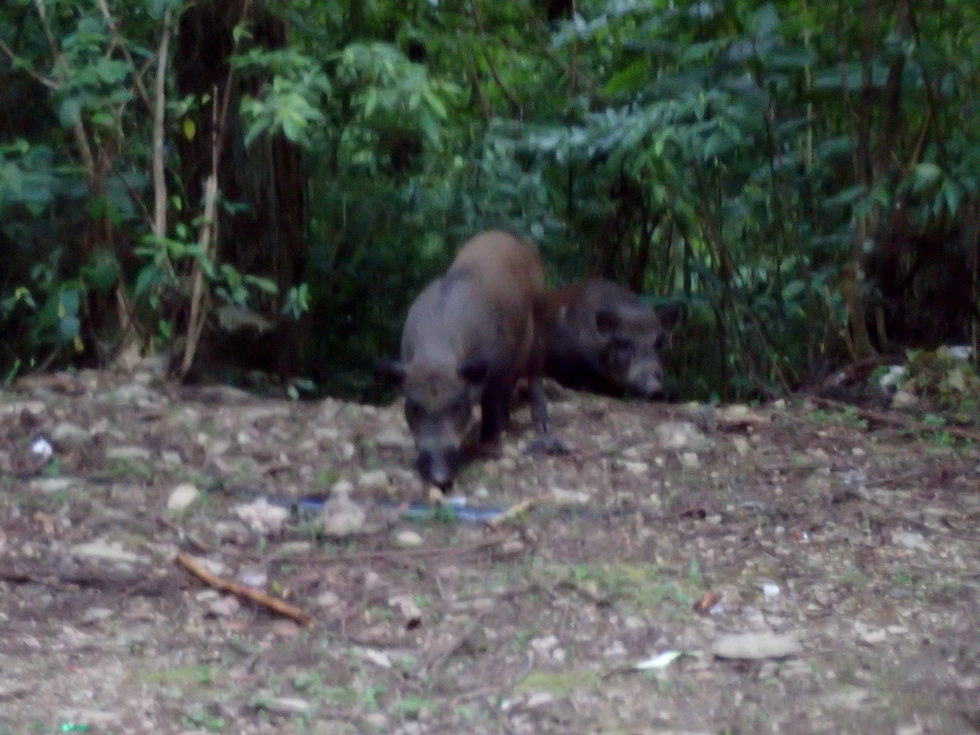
378,230,561,490
542,279,678,399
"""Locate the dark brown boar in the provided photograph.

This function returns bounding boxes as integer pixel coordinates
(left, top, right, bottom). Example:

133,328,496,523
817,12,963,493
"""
378,230,560,490
542,279,678,399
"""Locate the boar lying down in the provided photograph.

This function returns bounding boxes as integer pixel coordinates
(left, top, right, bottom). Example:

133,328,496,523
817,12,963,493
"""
379,231,563,490
542,279,677,399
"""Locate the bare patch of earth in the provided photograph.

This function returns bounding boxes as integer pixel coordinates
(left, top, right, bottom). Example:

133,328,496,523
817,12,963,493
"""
1,368,978,734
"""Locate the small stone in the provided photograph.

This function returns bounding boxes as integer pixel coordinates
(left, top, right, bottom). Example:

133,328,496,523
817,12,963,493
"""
388,593,422,627
238,568,267,588
364,713,388,729
214,520,250,543
655,421,710,449
549,486,591,504
732,436,751,457
358,469,389,489
235,498,289,535
679,452,700,468
51,422,89,448
80,607,114,624
620,460,649,475
71,540,145,564
321,489,367,538
526,692,555,708
892,390,916,409
271,620,302,638
854,621,887,644
0,400,45,416
500,538,526,555
394,530,423,547
893,531,928,550
259,696,312,716
209,595,241,617
603,641,628,658
530,635,558,656
167,483,199,511
161,450,182,465
317,591,341,608
105,445,152,461
31,438,53,460
712,631,801,659
31,477,80,493
376,427,412,450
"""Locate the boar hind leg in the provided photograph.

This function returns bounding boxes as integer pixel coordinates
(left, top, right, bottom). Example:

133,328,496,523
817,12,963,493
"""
527,378,569,456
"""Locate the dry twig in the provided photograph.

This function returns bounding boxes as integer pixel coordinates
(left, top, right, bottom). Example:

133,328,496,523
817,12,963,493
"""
176,551,314,627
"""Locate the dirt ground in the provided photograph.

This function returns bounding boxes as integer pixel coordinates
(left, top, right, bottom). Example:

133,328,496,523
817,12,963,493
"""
1,367,978,735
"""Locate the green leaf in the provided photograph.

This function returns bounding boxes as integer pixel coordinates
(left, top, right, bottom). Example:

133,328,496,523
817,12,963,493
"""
243,275,278,295
58,315,81,342
134,264,163,298
59,289,80,316
421,86,447,119
604,57,651,97
942,181,962,215
58,98,83,127
911,162,943,192
81,251,120,292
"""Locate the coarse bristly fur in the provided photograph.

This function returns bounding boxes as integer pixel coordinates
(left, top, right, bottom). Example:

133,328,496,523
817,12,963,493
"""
378,230,562,490
542,278,678,399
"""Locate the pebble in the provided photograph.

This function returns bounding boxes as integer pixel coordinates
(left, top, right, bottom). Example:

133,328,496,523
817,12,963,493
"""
711,631,801,659
166,483,199,511
394,530,423,547
260,696,312,715
51,422,89,447
105,445,152,461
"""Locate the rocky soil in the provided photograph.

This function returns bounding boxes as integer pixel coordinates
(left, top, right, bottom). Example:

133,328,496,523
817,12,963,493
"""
1,367,978,734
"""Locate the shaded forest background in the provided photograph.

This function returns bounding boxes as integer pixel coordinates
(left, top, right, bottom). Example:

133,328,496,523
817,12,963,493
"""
1,0,977,402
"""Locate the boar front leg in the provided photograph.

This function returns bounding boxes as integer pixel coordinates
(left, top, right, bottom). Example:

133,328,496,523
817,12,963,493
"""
479,377,510,443
526,378,569,455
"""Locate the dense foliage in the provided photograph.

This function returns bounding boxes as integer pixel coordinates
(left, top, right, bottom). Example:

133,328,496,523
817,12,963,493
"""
1,0,977,401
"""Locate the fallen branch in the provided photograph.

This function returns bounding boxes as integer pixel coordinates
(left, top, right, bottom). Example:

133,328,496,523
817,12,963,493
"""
487,493,555,528
175,551,313,627
804,395,980,443
0,560,175,595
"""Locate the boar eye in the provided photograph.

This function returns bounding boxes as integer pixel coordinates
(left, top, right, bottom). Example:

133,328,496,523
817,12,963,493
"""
654,334,667,351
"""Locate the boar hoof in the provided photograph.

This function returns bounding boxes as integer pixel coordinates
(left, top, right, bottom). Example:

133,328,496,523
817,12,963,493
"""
526,434,569,456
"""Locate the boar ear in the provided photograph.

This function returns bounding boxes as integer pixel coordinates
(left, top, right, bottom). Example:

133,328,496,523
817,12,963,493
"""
375,359,407,386
655,304,681,332
595,308,620,334
459,359,488,385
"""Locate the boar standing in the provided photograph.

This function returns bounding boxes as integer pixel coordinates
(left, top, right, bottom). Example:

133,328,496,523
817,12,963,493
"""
542,279,677,399
379,230,562,490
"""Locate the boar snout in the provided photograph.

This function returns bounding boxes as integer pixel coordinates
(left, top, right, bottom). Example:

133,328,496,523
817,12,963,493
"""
628,361,665,399
417,447,461,490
